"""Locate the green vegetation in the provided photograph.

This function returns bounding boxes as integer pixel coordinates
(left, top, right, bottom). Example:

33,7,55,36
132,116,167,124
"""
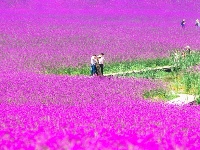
127,68,200,94
196,96,200,104
126,69,173,79
177,52,200,69
143,89,178,101
130,52,200,101
46,51,200,76
128,70,177,101
140,70,200,101
45,57,172,75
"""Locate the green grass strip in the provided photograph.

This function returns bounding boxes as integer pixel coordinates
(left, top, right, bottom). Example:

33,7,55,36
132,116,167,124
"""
143,89,178,101
45,57,172,75
45,52,200,76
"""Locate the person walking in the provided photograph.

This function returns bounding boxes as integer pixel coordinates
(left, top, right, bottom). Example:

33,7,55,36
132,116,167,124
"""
181,19,186,28
91,55,97,76
195,19,199,27
98,53,105,75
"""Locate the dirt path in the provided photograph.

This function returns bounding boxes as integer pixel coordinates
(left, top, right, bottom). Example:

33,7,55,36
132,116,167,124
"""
167,94,196,105
104,65,174,77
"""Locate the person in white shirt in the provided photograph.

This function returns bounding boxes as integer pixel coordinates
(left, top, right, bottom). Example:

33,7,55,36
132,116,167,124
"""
91,55,97,76
98,53,105,75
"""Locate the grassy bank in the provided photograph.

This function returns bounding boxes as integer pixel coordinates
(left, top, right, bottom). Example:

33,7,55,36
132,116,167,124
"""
131,69,200,101
126,51,200,101
45,57,172,75
45,51,200,76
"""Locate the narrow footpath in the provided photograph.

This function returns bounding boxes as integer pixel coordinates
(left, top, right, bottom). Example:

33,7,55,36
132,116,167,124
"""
104,65,174,77
167,94,196,105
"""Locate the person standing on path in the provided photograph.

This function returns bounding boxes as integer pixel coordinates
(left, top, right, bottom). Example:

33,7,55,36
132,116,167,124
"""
98,53,105,75
95,57,102,76
181,19,186,29
91,55,97,76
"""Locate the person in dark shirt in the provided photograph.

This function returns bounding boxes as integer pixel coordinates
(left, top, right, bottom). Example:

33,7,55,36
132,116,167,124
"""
98,53,105,75
181,19,186,28
95,57,102,76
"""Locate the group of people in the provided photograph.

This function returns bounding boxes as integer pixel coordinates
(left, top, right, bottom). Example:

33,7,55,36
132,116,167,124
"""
91,53,105,76
181,19,200,28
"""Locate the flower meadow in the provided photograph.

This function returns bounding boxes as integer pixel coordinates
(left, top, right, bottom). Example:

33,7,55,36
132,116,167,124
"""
0,0,200,72
1,72,200,149
0,0,200,149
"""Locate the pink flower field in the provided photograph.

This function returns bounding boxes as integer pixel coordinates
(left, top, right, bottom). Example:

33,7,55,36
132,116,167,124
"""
0,72,200,149
0,0,200,72
0,0,200,149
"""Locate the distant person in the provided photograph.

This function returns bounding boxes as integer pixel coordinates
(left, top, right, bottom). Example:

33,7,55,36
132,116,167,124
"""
185,45,190,50
185,45,191,54
98,53,105,75
91,55,97,76
195,19,200,27
181,19,186,28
